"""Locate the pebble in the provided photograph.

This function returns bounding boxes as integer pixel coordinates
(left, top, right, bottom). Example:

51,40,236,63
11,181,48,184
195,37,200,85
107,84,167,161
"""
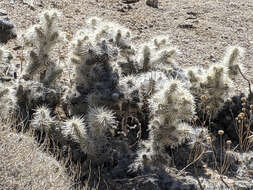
121,0,139,4
178,23,196,29
23,0,35,10
0,9,7,16
146,0,158,8
186,11,198,16
186,16,197,20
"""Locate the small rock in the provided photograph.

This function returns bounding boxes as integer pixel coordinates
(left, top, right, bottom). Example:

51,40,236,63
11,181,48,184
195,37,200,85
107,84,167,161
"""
121,0,139,4
178,23,196,29
117,3,133,12
38,1,44,7
13,46,22,51
182,39,190,44
0,9,7,16
146,0,158,8
222,36,229,39
75,9,80,13
209,55,216,62
23,0,35,10
186,16,197,20
123,4,133,10
10,0,15,5
117,7,126,13
187,11,198,16
148,24,153,28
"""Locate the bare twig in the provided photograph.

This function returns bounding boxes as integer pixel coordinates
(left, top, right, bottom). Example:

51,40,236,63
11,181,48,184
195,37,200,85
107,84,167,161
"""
178,143,205,176
220,176,230,189
238,66,252,97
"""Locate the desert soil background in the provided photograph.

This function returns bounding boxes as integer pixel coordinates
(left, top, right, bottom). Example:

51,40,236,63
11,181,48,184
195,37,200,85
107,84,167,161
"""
0,0,253,92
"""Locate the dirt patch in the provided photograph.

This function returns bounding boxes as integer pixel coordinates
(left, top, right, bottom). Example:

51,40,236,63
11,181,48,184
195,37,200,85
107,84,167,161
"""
1,1,252,66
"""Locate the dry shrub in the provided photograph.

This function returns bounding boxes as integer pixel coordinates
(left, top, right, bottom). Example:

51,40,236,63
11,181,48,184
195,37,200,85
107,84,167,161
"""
0,124,72,190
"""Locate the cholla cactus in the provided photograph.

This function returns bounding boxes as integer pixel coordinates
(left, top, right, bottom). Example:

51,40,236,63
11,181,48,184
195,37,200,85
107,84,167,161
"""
222,46,244,79
129,139,157,171
186,66,204,93
136,71,168,98
0,46,15,79
0,46,10,72
23,9,63,85
60,116,103,160
15,10,64,121
172,122,195,147
149,120,195,148
60,108,116,163
70,16,132,74
187,64,234,116
137,36,177,70
136,36,187,81
118,75,142,111
68,17,135,112
139,45,151,72
61,116,88,146
149,79,195,123
148,78,195,148
204,64,233,105
87,106,117,138
130,79,196,170
237,151,253,176
0,46,16,120
186,47,244,116
16,80,60,110
5,10,253,188
118,71,168,113
88,17,132,50
31,105,56,132
0,83,16,120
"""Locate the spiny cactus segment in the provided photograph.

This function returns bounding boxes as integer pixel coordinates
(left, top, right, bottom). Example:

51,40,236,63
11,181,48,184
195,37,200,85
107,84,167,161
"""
87,106,117,137
0,83,16,120
31,105,56,132
222,46,244,79
0,46,14,80
187,63,234,116
23,10,63,85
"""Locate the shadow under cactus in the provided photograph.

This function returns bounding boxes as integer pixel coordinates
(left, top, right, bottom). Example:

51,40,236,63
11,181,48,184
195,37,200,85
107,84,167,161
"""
0,17,17,43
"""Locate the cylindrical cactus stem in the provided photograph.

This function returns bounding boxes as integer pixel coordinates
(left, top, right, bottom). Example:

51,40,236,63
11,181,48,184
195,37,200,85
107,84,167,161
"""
23,9,63,82
222,46,244,79
31,105,56,132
